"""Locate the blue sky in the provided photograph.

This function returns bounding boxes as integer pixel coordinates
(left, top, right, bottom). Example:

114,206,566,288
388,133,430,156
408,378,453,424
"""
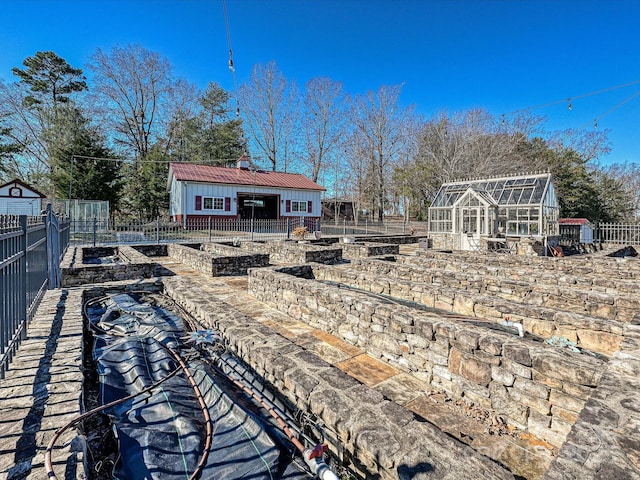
1,0,639,166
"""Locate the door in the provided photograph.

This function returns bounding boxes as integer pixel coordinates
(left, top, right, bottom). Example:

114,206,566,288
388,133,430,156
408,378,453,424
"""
459,207,481,250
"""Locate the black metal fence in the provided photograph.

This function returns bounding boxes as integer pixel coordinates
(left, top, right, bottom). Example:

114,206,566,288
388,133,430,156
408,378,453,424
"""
0,207,70,378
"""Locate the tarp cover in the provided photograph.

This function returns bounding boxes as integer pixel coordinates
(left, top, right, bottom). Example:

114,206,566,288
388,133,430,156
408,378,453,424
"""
89,294,309,480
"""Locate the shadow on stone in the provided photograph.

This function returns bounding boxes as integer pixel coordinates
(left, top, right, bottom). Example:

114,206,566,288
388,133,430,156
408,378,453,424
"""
8,290,67,480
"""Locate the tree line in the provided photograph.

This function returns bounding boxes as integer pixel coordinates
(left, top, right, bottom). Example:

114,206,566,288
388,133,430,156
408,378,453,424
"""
1,46,638,222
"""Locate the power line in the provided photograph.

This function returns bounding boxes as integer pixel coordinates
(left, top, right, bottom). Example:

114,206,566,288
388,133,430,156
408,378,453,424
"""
505,79,640,116
69,154,263,165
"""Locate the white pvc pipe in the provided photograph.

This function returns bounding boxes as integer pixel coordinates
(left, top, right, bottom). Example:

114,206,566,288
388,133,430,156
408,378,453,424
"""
303,449,340,480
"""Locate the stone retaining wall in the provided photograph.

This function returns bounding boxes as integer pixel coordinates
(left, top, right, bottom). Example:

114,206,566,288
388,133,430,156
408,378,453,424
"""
354,235,425,245
352,260,640,323
397,254,638,295
166,243,270,276
314,260,625,356
162,275,515,480
61,246,163,286
248,265,605,449
543,321,640,479
417,249,640,279
340,242,399,260
133,244,168,257
240,240,343,264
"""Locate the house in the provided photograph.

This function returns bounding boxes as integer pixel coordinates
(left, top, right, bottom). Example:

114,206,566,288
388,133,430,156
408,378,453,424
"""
168,158,325,227
428,172,559,251
0,179,46,216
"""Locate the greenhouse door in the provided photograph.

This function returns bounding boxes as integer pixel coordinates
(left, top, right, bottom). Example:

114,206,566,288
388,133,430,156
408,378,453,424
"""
459,207,481,250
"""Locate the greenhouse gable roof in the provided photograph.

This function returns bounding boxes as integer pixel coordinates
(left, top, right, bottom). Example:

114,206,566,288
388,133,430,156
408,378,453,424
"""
431,173,552,208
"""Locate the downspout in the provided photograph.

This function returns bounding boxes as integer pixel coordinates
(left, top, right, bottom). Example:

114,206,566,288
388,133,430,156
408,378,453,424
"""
183,182,188,228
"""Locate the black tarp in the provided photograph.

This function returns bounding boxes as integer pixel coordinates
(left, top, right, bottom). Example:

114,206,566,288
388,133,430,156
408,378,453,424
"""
88,294,310,480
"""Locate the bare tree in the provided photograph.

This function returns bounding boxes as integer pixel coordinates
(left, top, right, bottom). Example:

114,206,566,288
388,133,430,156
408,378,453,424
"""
602,162,640,221
87,45,176,164
238,62,298,171
349,84,415,221
300,77,347,182
0,80,51,178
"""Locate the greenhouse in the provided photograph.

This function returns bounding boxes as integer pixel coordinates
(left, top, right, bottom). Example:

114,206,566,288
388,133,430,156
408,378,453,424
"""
428,172,559,251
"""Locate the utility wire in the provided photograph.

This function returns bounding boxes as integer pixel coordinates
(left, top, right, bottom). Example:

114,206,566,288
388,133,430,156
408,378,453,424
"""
505,79,640,116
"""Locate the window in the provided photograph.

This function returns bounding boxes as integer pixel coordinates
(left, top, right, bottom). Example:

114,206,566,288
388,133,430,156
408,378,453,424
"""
291,201,307,213
203,197,224,210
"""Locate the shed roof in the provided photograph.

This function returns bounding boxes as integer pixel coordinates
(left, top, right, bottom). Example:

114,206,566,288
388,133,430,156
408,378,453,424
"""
169,163,325,191
559,218,592,226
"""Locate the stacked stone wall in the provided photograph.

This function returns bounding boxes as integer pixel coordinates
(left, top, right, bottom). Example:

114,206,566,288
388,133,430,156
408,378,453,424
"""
162,275,516,480
61,246,162,286
352,235,425,245
417,249,640,279
166,243,269,276
543,322,640,479
340,242,399,260
314,260,625,356
240,240,343,264
248,266,605,448
133,244,168,257
396,255,638,294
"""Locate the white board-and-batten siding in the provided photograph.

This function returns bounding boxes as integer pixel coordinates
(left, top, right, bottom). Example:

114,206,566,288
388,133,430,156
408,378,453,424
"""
170,180,321,217
0,182,43,216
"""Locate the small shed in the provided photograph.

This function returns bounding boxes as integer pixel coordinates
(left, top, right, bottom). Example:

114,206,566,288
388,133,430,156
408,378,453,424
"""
559,218,593,244
0,179,46,216
428,173,559,251
168,158,325,227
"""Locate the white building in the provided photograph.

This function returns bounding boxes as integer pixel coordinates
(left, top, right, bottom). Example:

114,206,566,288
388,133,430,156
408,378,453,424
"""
0,179,45,216
168,159,325,227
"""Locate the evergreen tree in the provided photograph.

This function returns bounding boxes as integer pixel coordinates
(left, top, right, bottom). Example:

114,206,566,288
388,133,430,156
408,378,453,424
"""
49,105,123,209
168,82,245,164
12,51,87,112
127,146,169,219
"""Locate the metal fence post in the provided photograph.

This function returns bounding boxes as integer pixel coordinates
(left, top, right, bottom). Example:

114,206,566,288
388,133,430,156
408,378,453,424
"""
251,218,255,241
156,216,160,244
19,216,27,341
287,218,291,239
208,217,212,243
365,219,368,235
343,219,346,235
93,217,97,246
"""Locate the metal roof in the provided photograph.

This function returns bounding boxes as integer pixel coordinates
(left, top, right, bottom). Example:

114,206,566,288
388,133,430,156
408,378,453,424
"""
169,163,325,191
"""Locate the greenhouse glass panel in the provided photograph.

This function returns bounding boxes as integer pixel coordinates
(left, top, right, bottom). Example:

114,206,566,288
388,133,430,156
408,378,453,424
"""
520,187,534,203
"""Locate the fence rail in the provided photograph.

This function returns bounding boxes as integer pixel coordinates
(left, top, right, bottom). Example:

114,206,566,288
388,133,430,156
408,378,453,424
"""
595,223,640,245
69,217,428,246
69,217,320,245
0,207,69,378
